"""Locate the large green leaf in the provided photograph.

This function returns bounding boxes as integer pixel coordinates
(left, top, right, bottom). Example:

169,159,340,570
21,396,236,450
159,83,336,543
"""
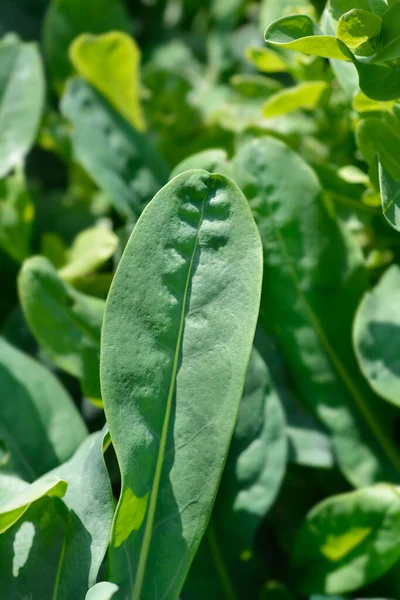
233,136,400,488
183,347,287,599
0,473,67,533
354,265,400,406
100,170,263,598
0,168,34,264
18,256,104,402
42,0,130,92
292,485,400,594
0,336,87,480
0,35,44,178
61,77,168,221
70,31,145,131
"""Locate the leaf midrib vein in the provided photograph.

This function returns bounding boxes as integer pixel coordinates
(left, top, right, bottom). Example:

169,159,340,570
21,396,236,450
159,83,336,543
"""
264,192,400,475
131,191,207,600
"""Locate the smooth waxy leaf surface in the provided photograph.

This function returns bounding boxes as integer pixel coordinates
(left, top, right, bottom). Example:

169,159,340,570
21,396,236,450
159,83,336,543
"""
183,347,287,599
0,35,44,178
101,170,263,599
0,169,34,264
262,81,328,118
62,77,168,220
43,0,130,92
354,265,400,406
234,136,400,488
292,485,400,594
49,429,114,595
0,336,87,480
18,256,104,401
70,32,145,131
58,226,118,283
0,473,67,533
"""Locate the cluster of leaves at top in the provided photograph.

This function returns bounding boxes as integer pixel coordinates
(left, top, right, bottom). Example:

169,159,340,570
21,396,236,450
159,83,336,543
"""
3,0,400,598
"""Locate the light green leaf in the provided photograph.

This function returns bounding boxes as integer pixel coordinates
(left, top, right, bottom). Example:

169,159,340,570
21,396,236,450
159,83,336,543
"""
42,0,130,93
50,429,114,594
260,0,316,33
264,15,351,60
354,265,400,406
69,31,146,131
292,485,400,594
0,168,34,264
101,170,263,599
18,256,104,402
86,582,119,600
234,136,400,488
245,46,289,73
61,77,168,220
170,149,233,180
379,159,400,230
337,9,382,49
352,91,395,112
59,226,118,282
262,81,328,118
0,35,44,178
0,336,87,480
183,347,287,599
0,474,67,533
329,0,388,26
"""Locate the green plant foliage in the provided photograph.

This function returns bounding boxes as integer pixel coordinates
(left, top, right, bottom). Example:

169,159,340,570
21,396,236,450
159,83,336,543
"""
4,0,400,597
0,336,87,480
101,170,263,598
18,256,104,402
292,485,400,594
354,265,400,406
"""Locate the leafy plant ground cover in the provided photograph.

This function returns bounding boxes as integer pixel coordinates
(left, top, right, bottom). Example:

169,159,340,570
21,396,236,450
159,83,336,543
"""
4,0,400,598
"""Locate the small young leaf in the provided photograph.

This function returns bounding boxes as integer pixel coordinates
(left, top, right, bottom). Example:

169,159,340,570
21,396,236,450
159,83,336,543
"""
170,149,233,180
379,159,400,231
43,0,130,92
0,336,87,480
86,583,119,600
245,46,289,73
101,170,263,599
18,256,104,401
262,81,328,118
70,32,145,131
354,265,400,406
292,485,400,594
0,35,45,178
58,226,118,282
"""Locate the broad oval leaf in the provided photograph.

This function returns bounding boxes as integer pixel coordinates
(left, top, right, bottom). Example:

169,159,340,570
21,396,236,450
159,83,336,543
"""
354,265,400,406
18,256,104,402
101,170,263,599
61,77,168,221
0,35,45,178
70,31,145,131
233,136,400,488
0,336,87,480
292,485,400,594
